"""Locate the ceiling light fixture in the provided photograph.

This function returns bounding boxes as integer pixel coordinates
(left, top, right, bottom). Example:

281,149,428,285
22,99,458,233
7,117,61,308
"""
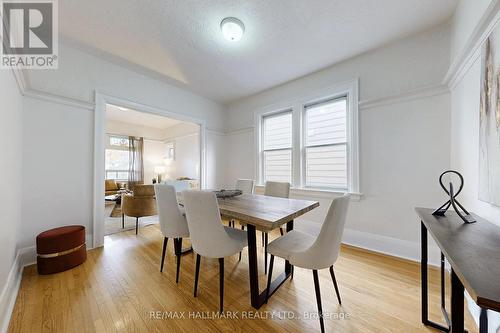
221,17,245,42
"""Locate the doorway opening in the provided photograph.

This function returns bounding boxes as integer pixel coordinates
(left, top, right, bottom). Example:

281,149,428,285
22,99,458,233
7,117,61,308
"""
94,93,205,246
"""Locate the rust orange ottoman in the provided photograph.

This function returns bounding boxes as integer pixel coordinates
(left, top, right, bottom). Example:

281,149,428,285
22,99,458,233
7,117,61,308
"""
36,225,87,275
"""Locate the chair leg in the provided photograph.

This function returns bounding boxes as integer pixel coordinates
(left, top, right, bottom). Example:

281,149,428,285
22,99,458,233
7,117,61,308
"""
241,225,245,230
122,214,124,228
160,237,168,272
264,233,268,274
135,217,139,235
265,255,275,303
313,270,325,333
280,227,284,236
219,258,224,313
329,266,342,305
261,232,265,247
291,265,294,280
194,254,201,297
175,238,183,283
238,251,242,262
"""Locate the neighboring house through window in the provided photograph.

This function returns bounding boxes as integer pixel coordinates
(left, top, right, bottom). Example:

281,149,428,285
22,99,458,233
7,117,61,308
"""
105,135,130,180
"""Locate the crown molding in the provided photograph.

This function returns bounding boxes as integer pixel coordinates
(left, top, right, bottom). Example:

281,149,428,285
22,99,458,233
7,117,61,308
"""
357,84,449,110
225,127,254,136
23,88,94,110
444,0,500,89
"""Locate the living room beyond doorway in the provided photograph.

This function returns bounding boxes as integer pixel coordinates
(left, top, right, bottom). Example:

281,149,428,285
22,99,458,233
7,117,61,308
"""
104,104,201,235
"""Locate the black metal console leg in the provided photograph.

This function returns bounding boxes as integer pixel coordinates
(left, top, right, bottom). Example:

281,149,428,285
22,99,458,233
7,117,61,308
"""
421,221,428,325
479,308,488,333
451,268,464,333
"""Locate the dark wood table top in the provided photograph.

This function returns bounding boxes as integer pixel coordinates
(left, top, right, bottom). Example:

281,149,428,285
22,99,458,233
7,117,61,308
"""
218,193,319,232
416,207,500,311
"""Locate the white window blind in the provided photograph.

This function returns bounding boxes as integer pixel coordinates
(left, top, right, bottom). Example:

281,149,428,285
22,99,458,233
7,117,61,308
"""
262,111,292,183
304,97,348,189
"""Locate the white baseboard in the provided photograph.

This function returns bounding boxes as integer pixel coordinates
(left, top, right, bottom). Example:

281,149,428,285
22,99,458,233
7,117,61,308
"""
0,247,32,333
342,228,442,267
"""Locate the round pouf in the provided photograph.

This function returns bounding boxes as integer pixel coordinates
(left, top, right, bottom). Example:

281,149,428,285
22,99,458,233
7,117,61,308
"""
36,225,87,275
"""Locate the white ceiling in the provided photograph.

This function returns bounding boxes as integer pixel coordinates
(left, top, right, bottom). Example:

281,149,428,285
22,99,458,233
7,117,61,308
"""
106,104,183,129
60,0,457,104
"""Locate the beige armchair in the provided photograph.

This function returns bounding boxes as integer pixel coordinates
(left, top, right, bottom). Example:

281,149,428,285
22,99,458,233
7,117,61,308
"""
122,185,157,234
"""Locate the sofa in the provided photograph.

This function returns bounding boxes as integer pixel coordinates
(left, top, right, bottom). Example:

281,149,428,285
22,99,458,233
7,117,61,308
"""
105,179,127,196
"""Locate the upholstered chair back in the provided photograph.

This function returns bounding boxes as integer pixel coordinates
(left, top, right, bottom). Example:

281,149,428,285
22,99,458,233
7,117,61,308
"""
235,179,254,194
133,184,155,197
264,181,290,198
154,184,189,238
291,194,350,269
183,190,245,258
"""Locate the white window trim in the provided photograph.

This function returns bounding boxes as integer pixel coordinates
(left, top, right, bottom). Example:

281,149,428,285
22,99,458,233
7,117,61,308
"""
254,79,360,196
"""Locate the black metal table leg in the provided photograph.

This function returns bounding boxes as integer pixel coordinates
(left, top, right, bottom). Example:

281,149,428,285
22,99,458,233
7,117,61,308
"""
247,221,294,309
451,268,465,333
285,220,293,275
247,224,260,308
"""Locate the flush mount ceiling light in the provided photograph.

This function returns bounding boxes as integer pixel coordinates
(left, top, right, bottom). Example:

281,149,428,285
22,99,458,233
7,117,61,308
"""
221,17,245,42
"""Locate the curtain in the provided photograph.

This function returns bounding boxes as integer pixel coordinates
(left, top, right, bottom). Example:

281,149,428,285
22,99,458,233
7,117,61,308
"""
128,136,144,191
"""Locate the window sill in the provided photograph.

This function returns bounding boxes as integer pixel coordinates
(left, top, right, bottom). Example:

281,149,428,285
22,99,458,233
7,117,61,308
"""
254,185,363,201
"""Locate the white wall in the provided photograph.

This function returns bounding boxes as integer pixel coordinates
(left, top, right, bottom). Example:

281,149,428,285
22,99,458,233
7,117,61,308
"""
21,97,94,249
0,69,23,326
449,0,500,330
223,25,452,261
143,139,167,184
165,133,200,180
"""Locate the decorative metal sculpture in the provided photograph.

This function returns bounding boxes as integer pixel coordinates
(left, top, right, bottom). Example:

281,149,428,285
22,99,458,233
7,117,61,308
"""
213,189,243,199
432,170,476,223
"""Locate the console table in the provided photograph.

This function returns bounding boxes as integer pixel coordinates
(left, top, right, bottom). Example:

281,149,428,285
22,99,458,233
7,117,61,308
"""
416,207,500,333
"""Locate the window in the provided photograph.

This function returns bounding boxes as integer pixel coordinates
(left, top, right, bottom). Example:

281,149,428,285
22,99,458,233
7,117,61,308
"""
256,80,359,193
105,149,129,180
262,111,293,183
304,97,348,190
109,136,129,147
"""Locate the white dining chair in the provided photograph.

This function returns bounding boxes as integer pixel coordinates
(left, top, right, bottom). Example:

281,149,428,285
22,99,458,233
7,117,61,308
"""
266,194,350,333
236,178,254,194
154,184,190,283
229,179,255,228
182,190,248,313
262,181,290,274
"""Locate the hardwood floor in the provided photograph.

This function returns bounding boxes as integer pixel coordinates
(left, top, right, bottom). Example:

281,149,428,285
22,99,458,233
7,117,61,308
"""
8,224,478,332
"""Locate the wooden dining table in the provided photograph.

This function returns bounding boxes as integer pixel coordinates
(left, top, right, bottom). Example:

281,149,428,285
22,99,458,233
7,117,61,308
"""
217,193,319,309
